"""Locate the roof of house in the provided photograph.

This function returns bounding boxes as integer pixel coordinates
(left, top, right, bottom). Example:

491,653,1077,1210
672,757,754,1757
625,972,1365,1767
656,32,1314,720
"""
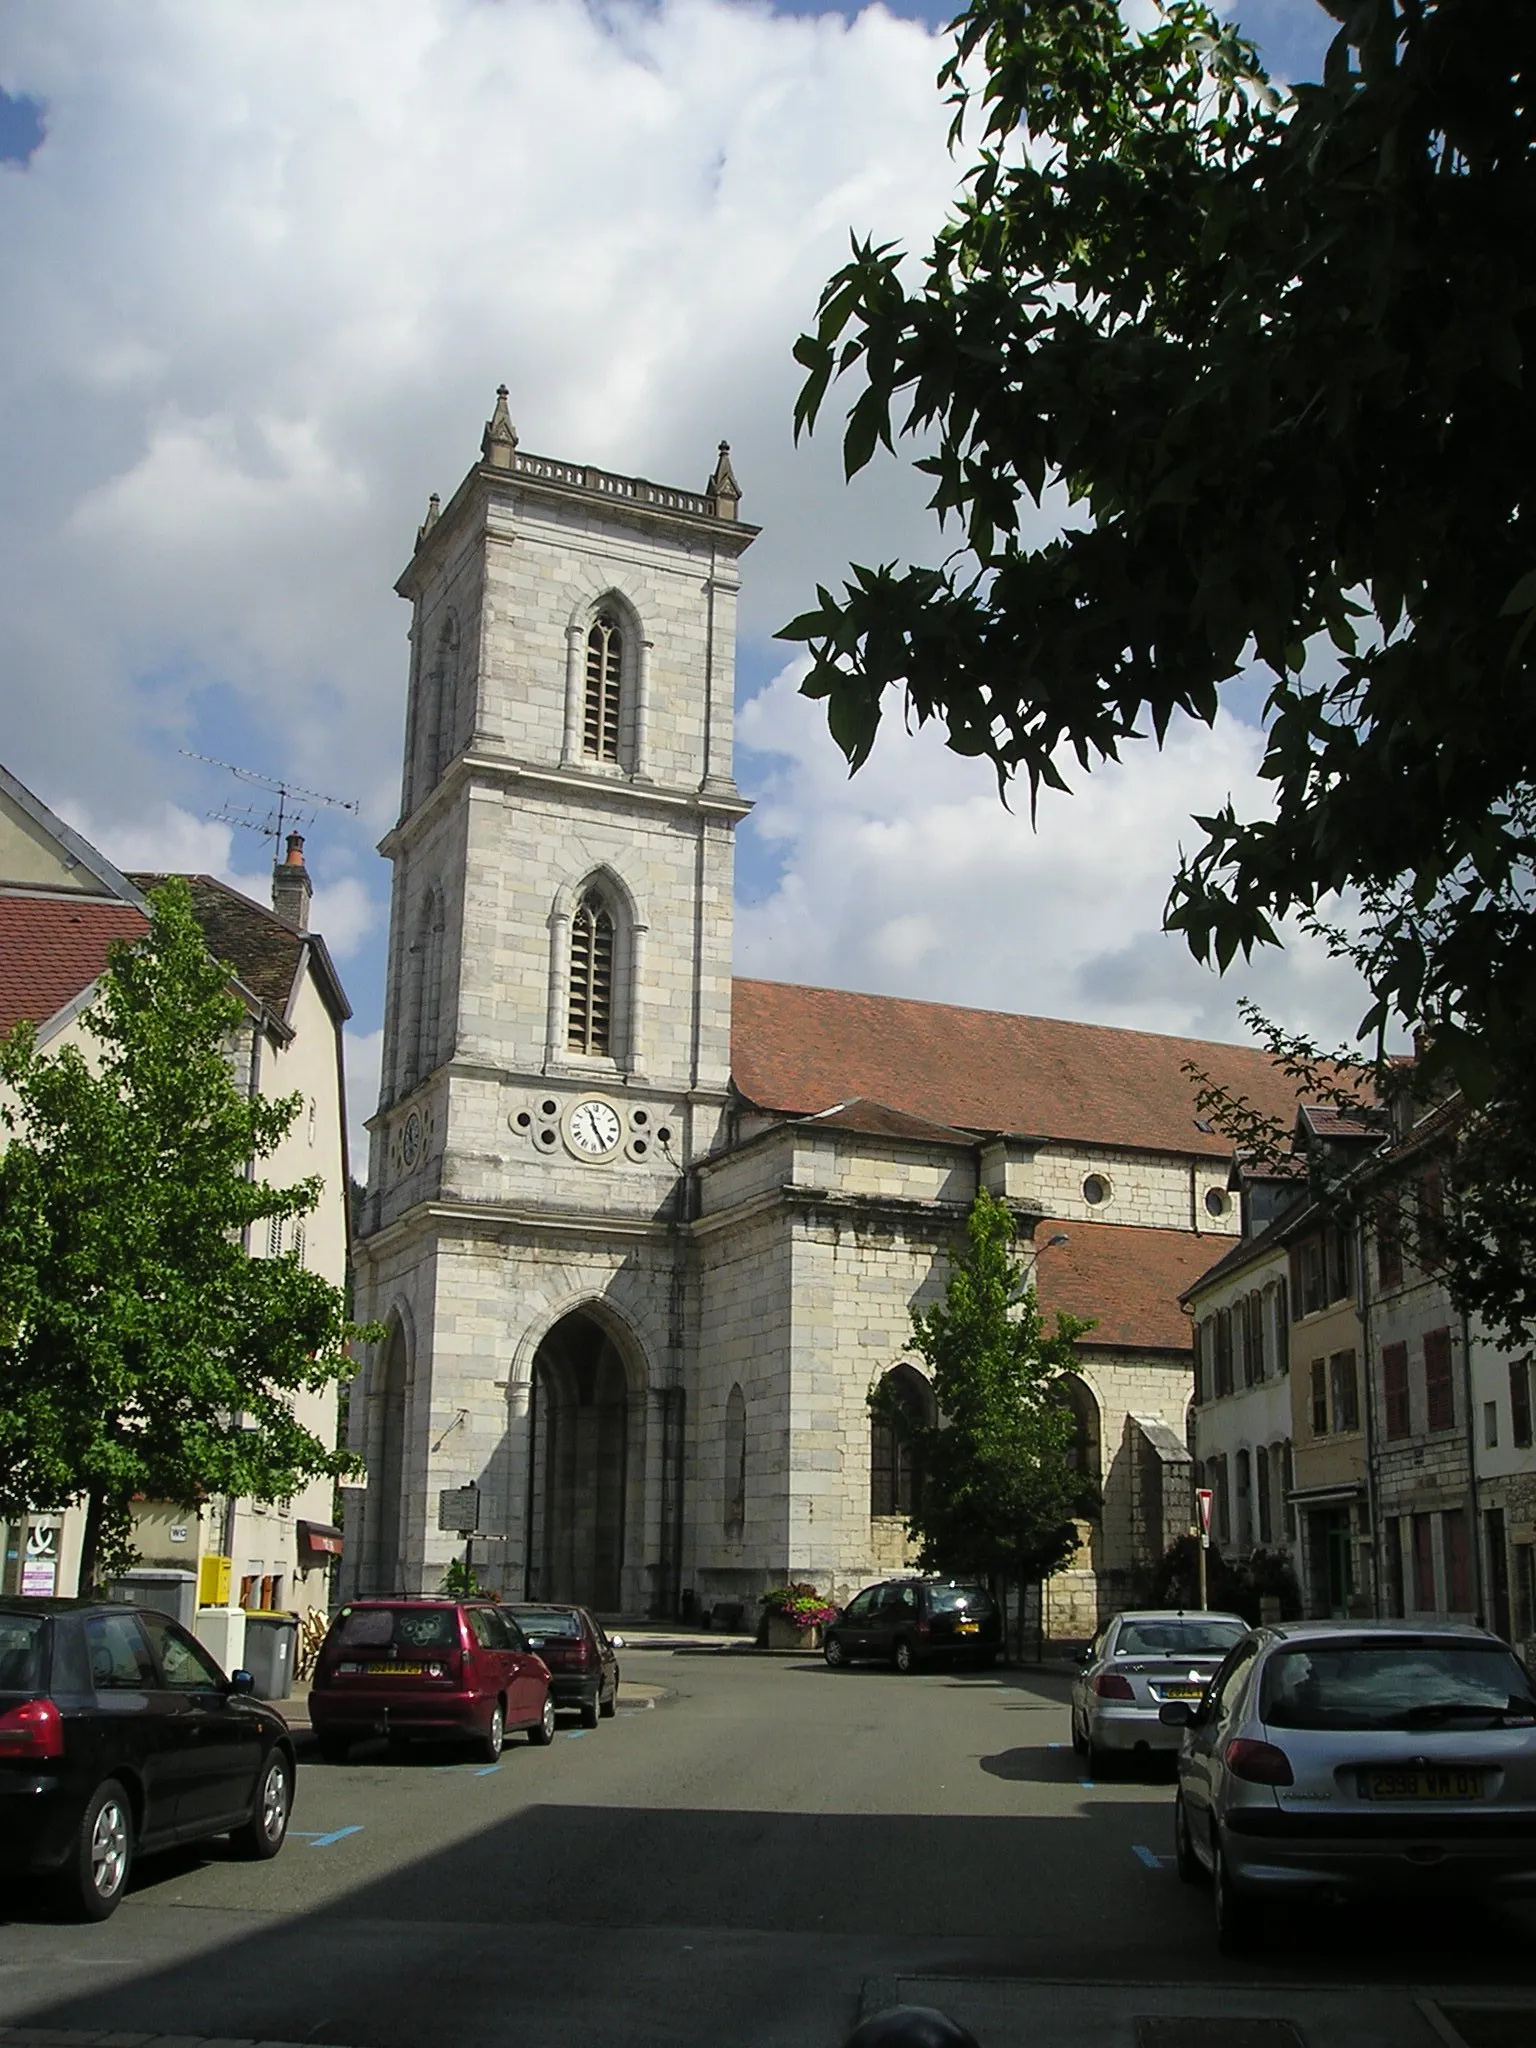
0,894,149,1037
129,874,351,1026
792,1097,974,1147
731,979,1307,1158
1032,1219,1216,1352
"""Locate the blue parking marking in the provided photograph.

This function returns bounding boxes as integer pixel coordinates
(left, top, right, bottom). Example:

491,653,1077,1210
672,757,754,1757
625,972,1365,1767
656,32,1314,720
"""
306,1825,364,1848
1132,1843,1164,1869
1080,1779,1094,1790
564,1729,588,1739
473,1764,503,1777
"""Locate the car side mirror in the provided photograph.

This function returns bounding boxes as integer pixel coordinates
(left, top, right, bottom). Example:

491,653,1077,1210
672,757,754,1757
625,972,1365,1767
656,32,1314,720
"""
227,1668,255,1697
609,1635,624,1651
1158,1700,1195,1728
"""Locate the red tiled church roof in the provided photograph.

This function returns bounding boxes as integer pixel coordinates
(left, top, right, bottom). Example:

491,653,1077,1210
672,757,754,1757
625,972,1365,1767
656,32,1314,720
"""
1033,1220,1215,1353
0,896,148,1038
731,979,1304,1159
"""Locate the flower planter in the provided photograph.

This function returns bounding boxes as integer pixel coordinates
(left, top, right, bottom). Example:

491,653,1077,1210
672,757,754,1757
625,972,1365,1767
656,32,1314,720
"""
765,1615,822,1651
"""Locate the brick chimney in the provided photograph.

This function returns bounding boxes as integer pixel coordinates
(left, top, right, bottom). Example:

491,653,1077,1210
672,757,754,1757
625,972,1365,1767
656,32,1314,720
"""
272,832,312,930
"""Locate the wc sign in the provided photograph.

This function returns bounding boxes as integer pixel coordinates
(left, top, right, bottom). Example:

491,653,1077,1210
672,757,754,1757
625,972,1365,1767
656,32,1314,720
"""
1195,1488,1214,1551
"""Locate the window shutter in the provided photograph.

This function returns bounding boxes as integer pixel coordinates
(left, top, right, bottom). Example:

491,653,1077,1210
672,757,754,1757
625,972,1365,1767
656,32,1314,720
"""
1310,1359,1329,1435
1424,1327,1455,1432
567,892,615,1055
1510,1358,1534,1450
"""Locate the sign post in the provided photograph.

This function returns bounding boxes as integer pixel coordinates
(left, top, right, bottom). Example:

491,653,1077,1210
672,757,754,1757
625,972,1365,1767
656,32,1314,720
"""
438,1485,480,1584
1195,1488,1214,1611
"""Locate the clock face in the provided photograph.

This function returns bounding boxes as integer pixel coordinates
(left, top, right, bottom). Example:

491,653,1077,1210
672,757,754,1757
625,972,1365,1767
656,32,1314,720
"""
567,1099,622,1157
401,1111,422,1166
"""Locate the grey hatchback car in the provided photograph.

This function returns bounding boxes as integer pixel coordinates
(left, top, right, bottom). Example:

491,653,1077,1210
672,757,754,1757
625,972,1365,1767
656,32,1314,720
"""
1162,1621,1536,1953
1071,1609,1248,1773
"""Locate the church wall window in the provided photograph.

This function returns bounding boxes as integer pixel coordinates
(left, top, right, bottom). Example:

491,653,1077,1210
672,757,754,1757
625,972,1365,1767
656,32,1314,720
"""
870,1364,934,1518
583,613,623,763
401,885,445,1091
567,888,615,1055
416,613,460,800
724,1384,746,1534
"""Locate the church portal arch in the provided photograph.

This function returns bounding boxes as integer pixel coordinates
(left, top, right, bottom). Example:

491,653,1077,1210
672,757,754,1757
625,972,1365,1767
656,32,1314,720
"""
523,1302,647,1611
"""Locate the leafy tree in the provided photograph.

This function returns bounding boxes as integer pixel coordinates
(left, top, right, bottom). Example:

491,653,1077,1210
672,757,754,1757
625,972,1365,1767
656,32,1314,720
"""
0,879,370,1591
876,1191,1093,1591
786,0,1536,1116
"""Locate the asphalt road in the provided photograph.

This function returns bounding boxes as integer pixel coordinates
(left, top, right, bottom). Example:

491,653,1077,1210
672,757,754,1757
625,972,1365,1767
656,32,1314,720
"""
3,1649,1535,2048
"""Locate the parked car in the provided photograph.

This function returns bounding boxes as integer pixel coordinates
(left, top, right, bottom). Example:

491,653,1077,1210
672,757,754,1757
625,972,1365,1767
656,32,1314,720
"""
1071,1609,1248,1774
822,1577,1001,1673
506,1605,622,1728
1161,1620,1536,1953
0,1596,295,1922
309,1599,555,1762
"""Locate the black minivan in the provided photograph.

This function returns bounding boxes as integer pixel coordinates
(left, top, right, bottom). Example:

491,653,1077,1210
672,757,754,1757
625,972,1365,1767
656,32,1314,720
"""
822,1578,1002,1672
0,1598,295,1919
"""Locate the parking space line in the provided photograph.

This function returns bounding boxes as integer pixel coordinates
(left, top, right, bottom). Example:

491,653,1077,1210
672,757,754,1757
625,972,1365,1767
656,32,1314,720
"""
1132,1843,1167,1869
290,1825,364,1848
564,1729,588,1739
473,1764,503,1776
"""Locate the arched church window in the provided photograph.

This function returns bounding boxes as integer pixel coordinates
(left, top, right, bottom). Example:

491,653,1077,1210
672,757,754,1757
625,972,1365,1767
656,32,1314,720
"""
724,1384,746,1533
402,887,444,1091
567,889,615,1055
583,613,622,763
1053,1372,1102,1490
870,1363,934,1518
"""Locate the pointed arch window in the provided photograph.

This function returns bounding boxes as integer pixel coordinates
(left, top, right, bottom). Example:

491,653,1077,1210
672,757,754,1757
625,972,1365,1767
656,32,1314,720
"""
583,613,623,762
567,889,615,1054
724,1384,746,1534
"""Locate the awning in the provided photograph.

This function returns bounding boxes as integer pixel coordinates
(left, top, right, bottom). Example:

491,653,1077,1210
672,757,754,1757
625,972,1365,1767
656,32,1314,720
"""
297,1520,344,1557
1286,1484,1364,1508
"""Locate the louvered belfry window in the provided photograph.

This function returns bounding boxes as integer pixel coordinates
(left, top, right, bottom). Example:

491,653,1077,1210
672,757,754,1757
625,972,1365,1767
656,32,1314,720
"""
584,614,622,762
567,890,615,1054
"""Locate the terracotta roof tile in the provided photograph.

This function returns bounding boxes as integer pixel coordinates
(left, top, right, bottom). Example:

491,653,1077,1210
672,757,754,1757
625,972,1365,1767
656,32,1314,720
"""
731,979,1307,1158
1032,1220,1214,1352
0,896,148,1037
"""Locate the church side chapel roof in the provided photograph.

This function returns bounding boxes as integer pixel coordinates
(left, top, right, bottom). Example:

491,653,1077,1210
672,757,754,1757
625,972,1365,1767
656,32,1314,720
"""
731,979,1307,1159
0,895,148,1036
1033,1219,1218,1353
790,1096,975,1146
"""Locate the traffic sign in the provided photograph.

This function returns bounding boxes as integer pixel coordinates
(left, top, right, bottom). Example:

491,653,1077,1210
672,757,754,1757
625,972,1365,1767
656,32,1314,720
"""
1195,1487,1214,1548
438,1484,479,1534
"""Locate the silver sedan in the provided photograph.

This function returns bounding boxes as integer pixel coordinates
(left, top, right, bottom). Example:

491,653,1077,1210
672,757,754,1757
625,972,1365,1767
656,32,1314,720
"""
1070,1609,1248,1774
1163,1620,1536,1953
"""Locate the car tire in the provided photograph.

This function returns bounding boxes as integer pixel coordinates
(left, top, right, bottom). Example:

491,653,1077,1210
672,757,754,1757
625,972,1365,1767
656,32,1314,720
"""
1173,1790,1201,1885
318,1732,350,1765
824,1634,847,1670
527,1691,557,1746
580,1692,600,1730
232,1749,293,1861
893,1637,917,1675
480,1700,505,1763
1213,1831,1260,1954
61,1778,133,1922
599,1680,618,1718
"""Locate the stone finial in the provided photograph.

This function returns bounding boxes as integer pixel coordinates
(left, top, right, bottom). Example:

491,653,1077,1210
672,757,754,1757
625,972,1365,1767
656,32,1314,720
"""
707,440,741,519
481,384,518,469
415,492,441,549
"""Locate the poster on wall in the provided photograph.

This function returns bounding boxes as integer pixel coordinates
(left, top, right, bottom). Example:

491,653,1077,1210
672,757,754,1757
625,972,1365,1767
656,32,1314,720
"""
21,1524,58,1597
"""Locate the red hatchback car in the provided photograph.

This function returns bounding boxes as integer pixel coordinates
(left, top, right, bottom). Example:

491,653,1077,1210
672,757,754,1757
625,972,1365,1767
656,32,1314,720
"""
309,1600,555,1762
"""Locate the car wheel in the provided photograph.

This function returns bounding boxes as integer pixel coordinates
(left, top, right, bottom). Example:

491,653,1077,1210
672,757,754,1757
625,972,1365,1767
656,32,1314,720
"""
824,1634,847,1670
61,1778,133,1921
1213,1830,1260,1954
527,1690,557,1746
580,1691,600,1730
232,1750,293,1861
479,1700,505,1763
1173,1790,1202,1886
599,1679,618,1718
1070,1709,1087,1758
893,1637,916,1675
317,1732,350,1765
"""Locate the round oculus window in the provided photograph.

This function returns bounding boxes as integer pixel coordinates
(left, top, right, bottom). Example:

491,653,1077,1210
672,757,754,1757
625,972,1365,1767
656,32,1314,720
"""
1082,1173,1110,1206
1204,1186,1231,1217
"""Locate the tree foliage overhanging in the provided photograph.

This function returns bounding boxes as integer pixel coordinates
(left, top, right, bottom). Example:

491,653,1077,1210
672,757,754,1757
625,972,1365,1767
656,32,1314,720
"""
785,0,1536,1110
0,879,371,1589
877,1191,1094,1586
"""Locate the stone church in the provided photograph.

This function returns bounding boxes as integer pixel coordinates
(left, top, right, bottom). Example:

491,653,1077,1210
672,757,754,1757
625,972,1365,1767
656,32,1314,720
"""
347,391,1303,1630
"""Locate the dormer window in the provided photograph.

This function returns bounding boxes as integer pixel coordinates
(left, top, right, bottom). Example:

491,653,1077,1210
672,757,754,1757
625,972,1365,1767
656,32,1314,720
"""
567,889,615,1054
584,613,622,762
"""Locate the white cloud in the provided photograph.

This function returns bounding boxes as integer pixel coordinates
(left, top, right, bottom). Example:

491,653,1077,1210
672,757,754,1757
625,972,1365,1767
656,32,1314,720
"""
343,1028,383,1186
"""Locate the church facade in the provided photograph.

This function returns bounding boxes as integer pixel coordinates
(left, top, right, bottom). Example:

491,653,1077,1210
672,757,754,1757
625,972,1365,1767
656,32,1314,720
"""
348,394,1303,1630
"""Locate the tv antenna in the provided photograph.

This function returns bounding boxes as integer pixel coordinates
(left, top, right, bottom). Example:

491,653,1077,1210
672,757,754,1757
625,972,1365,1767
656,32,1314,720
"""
181,750,360,848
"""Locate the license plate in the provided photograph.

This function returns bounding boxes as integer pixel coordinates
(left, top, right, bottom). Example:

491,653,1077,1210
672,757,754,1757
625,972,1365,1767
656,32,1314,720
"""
1161,1684,1204,1700
956,1621,979,1635
1363,1768,1484,1801
366,1662,424,1676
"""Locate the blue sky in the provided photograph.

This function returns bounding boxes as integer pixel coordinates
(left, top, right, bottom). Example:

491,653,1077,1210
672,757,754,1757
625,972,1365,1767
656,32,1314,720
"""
0,1,1367,1165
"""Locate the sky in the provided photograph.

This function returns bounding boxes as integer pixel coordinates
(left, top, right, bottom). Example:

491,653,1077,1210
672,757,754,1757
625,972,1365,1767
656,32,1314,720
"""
0,0,1350,1169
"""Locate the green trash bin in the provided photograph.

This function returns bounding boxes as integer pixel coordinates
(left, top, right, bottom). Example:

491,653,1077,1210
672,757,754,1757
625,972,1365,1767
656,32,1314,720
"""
242,1611,299,1700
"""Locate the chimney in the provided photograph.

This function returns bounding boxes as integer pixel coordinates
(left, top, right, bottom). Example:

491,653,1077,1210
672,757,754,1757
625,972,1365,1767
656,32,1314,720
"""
272,832,312,930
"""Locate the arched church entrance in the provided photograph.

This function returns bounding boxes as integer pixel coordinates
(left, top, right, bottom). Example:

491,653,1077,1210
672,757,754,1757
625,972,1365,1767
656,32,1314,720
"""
527,1309,632,1611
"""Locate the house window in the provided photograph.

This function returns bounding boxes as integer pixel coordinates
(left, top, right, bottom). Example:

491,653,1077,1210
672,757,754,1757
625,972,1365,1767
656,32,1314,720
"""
1444,1507,1472,1612
1213,1454,1231,1545
724,1384,746,1534
1511,1358,1533,1450
1282,1439,1296,1540
1424,1326,1455,1432
1247,1291,1266,1384
1235,1448,1252,1551
1325,1224,1355,1305
1329,1351,1359,1433
1215,1309,1233,1398
266,1214,283,1259
1382,1342,1410,1440
1256,1448,1272,1547
1292,1237,1326,1318
1376,1199,1404,1288
567,890,615,1055
1310,1359,1329,1435
1384,1517,1405,1617
1274,1276,1290,1371
1485,1400,1499,1449
1417,1168,1447,1263
1412,1513,1436,1611
1193,1320,1210,1405
583,613,623,762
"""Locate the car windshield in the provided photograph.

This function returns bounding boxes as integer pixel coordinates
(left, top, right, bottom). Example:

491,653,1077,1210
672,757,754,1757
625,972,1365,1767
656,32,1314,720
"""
514,1610,583,1638
332,1606,460,1652
0,1613,46,1691
1116,1619,1246,1658
928,1586,993,1616
1261,1641,1536,1731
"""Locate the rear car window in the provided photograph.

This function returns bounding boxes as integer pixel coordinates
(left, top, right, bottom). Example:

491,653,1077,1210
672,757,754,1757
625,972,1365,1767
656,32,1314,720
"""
927,1585,995,1617
331,1606,461,1652
0,1613,46,1692
1261,1640,1536,1731
515,1610,583,1639
1117,1619,1246,1657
